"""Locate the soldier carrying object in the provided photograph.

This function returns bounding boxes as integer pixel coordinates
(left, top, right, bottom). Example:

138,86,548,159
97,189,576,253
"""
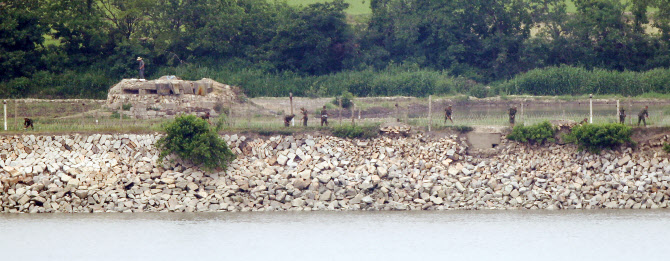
638,105,649,127
300,107,308,126
444,105,453,124
619,108,626,124
509,106,517,127
24,118,34,130
321,105,328,126
284,114,295,127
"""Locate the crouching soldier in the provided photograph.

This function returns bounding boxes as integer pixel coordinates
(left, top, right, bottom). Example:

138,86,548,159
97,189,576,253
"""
24,118,34,130
284,114,295,127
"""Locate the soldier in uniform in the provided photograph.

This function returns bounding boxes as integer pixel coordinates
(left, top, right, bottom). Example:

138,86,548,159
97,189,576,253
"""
444,105,453,124
619,108,626,124
509,106,517,127
300,107,308,126
320,106,328,126
284,114,295,127
23,118,34,130
638,105,649,127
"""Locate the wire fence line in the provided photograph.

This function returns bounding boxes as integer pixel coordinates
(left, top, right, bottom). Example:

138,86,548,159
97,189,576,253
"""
1,98,669,132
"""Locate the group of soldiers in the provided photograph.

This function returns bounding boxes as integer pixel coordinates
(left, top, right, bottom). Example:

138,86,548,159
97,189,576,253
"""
619,105,649,126
444,104,651,127
283,106,329,127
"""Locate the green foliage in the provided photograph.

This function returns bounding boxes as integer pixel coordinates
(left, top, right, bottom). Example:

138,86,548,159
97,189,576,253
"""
333,91,355,108
497,66,670,96
122,103,132,111
156,115,236,171
507,121,556,145
663,143,670,154
331,124,379,139
452,125,474,133
563,123,633,153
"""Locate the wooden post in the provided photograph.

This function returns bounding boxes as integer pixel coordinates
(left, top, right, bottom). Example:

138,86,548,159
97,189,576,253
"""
428,95,432,131
3,100,6,131
351,103,355,126
81,102,85,128
395,103,400,122
338,98,342,125
589,94,593,123
520,102,524,125
14,100,17,130
614,100,625,123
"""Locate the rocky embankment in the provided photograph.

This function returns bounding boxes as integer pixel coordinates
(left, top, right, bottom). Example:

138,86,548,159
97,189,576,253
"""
1,133,669,213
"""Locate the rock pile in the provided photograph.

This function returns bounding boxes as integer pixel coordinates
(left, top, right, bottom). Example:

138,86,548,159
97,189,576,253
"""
1,132,669,213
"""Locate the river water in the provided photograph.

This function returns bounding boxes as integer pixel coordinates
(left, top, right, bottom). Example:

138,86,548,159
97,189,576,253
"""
1,210,668,261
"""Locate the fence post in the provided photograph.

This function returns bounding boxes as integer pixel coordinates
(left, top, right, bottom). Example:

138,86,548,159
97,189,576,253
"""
428,95,432,131
3,100,6,131
289,93,294,127
589,94,593,123
351,103,355,126
520,102,524,125
14,100,17,130
338,98,342,125
614,100,625,123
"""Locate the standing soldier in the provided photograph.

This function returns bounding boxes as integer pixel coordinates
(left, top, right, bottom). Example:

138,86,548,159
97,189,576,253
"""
300,107,308,126
638,105,649,127
619,108,626,124
444,105,453,124
509,106,517,127
137,57,145,80
321,105,328,126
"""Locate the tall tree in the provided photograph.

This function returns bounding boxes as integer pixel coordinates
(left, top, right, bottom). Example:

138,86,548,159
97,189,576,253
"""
0,0,48,80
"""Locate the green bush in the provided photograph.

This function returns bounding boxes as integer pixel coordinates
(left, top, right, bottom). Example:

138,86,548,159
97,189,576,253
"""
563,123,633,153
333,91,355,109
156,115,236,171
122,103,132,111
663,143,670,154
331,124,379,139
450,125,473,133
507,121,556,145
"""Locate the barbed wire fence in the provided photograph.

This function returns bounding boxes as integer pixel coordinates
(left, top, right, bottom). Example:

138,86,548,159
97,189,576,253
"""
0,98,668,132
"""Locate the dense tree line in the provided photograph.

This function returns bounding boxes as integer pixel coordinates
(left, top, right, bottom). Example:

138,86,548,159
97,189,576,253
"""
2,0,670,98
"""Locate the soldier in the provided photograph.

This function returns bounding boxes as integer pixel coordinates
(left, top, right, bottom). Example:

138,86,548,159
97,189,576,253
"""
579,118,588,125
137,57,145,80
300,107,308,126
444,105,453,124
509,106,517,127
321,105,328,126
284,114,295,127
23,118,34,130
619,108,626,124
638,105,649,127
200,112,211,124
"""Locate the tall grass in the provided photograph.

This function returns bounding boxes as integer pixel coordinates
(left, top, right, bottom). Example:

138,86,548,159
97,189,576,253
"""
155,63,481,98
497,66,670,97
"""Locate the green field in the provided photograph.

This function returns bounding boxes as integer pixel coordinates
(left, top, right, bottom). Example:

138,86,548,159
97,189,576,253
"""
285,0,371,15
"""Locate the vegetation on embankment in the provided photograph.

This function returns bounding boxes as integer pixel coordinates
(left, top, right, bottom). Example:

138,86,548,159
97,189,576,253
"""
4,0,670,99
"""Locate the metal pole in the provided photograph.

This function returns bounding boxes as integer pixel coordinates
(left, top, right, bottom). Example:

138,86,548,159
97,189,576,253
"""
289,93,294,127
14,100,17,130
589,94,593,123
428,95,432,132
3,100,6,131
